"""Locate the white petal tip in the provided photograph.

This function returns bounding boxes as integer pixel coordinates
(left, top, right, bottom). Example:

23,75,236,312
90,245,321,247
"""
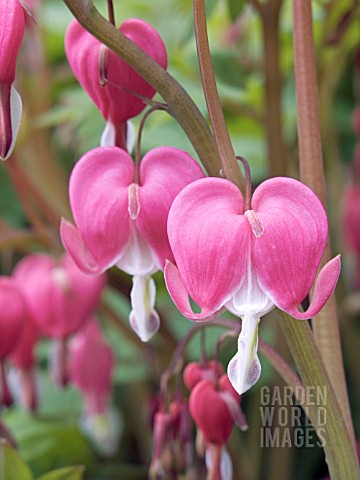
129,309,160,342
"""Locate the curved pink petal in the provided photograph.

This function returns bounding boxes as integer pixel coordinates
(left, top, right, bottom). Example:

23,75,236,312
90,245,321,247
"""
0,0,26,84
62,147,133,274
69,319,114,397
166,178,249,319
65,20,106,116
137,147,204,267
60,219,100,274
65,18,167,123
285,255,341,319
0,276,26,358
14,253,106,339
251,177,331,317
164,261,220,321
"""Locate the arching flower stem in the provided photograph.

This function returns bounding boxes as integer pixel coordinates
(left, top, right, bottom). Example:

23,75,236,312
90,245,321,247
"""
134,104,168,185
107,0,115,26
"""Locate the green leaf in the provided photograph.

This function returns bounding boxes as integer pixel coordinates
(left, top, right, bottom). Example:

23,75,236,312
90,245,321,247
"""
227,0,246,21
0,440,33,480
2,411,94,478
36,465,84,480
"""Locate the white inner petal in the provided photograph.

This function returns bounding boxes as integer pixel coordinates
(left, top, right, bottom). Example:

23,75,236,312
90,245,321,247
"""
116,226,159,277
100,120,115,147
205,447,233,480
226,247,274,317
100,120,135,153
126,120,135,153
227,314,262,395
129,275,160,342
4,86,23,160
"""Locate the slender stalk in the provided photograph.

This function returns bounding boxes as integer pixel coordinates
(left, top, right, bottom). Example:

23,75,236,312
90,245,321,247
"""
193,0,244,190
107,0,115,26
259,0,287,176
62,0,222,178
134,104,168,184
278,312,359,479
292,0,354,446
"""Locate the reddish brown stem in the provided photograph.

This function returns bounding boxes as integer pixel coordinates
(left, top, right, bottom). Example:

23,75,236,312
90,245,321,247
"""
293,0,355,448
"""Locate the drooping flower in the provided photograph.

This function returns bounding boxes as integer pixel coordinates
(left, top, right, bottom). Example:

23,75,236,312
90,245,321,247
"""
0,276,26,406
69,320,121,457
65,18,167,149
8,313,39,411
69,319,114,415
61,146,204,342
189,374,245,480
183,360,224,390
0,0,26,160
13,252,106,339
150,399,194,479
13,253,106,386
165,176,341,394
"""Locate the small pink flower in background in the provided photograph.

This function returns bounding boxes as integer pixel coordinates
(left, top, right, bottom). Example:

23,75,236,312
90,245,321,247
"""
13,252,106,386
150,398,194,478
189,374,246,480
65,18,167,149
69,319,114,415
0,0,26,160
183,360,224,390
61,146,204,342
13,252,106,339
69,319,122,456
165,176,340,394
8,316,39,411
0,276,26,406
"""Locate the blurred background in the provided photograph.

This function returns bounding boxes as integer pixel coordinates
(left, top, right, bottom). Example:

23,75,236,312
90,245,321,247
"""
0,1,359,479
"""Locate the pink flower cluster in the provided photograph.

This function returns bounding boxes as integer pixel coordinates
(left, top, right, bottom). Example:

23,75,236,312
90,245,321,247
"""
0,253,107,413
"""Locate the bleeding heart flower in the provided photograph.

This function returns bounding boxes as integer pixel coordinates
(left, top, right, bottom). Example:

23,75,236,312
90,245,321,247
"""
13,252,106,339
65,18,167,149
8,312,39,411
61,146,204,342
69,318,114,415
0,276,26,359
165,175,341,395
0,276,27,406
183,360,224,390
0,0,26,160
189,375,246,444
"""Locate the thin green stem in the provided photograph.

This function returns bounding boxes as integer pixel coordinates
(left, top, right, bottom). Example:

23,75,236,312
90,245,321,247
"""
62,0,222,178
292,0,355,448
193,0,244,190
278,311,359,479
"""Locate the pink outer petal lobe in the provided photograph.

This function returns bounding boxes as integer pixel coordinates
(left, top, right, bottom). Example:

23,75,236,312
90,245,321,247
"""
166,178,249,319
63,147,134,274
250,177,331,316
137,147,204,267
